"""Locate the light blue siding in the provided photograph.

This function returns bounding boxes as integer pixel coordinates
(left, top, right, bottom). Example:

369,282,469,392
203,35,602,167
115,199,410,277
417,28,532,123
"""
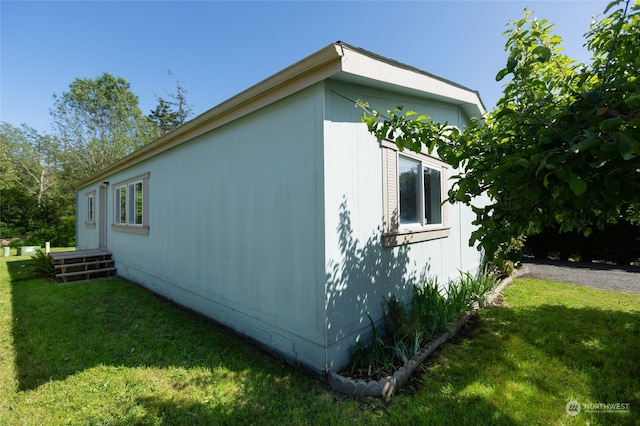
76,78,484,373
79,84,329,370
322,81,483,370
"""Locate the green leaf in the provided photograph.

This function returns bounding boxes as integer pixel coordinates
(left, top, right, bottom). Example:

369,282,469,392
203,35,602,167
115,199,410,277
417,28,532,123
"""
589,159,608,168
496,68,510,81
599,116,624,132
581,90,602,106
531,46,552,63
493,107,516,119
355,3,640,269
569,175,587,196
628,117,640,128
617,134,637,160
604,0,622,14
555,165,571,180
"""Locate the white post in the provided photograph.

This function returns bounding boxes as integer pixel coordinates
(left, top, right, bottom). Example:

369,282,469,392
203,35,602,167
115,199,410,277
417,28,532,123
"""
45,242,50,254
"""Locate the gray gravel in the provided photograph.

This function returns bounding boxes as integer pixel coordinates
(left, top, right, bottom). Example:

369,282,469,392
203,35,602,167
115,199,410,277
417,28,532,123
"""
521,259,640,294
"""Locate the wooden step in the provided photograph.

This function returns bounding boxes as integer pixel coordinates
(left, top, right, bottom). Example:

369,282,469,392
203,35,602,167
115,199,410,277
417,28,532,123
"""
56,267,117,283
49,249,112,263
54,259,115,270
49,249,116,283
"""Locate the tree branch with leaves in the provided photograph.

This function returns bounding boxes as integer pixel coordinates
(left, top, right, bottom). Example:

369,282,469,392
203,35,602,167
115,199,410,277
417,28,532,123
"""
52,73,159,183
360,0,640,268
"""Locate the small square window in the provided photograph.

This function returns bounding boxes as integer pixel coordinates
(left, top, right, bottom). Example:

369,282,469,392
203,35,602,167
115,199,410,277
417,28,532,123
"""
382,144,449,246
112,172,149,235
398,154,443,227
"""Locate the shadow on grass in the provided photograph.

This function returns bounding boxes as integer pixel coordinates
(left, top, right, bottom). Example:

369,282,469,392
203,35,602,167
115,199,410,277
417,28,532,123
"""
10,273,294,385
7,259,329,403
4,200,427,423
7,271,338,423
5,258,36,282
398,300,640,424
7,251,639,423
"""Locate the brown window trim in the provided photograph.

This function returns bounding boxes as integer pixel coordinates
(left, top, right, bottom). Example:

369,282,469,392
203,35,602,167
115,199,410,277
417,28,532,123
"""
112,172,150,235
383,227,451,247
381,140,450,247
111,224,149,235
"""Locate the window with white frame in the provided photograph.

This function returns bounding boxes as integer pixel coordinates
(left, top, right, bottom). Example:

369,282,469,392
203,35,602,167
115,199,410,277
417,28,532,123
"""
115,180,144,225
112,173,149,235
381,142,449,246
86,192,95,227
398,155,442,227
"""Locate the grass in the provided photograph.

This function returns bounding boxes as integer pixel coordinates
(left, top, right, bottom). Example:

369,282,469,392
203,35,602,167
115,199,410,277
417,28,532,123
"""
1,253,639,425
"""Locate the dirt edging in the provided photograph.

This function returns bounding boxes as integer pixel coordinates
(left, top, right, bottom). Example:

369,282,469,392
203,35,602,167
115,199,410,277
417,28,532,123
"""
327,267,528,398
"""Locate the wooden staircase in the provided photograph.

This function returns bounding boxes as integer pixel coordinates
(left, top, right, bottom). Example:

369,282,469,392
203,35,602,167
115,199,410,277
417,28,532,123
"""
49,249,117,283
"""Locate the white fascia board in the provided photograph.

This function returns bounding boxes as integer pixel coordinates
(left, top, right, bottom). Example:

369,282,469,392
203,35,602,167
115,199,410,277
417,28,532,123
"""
339,45,485,117
75,42,485,190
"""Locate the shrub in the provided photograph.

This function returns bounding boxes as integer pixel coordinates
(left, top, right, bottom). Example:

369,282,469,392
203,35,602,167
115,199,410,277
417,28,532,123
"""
29,249,56,278
349,314,395,378
28,215,75,247
412,279,446,335
383,295,411,341
392,331,424,365
346,269,499,380
459,267,498,301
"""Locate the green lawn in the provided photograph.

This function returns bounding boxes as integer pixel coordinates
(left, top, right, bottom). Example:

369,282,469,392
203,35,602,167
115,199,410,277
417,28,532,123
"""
1,254,638,425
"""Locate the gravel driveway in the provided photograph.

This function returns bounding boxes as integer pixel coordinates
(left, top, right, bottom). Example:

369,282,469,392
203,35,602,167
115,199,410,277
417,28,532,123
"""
521,259,640,294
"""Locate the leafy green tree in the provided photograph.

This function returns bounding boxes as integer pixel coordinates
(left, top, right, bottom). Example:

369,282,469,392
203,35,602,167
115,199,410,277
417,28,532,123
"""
361,0,640,266
2,72,193,246
0,123,74,245
52,73,159,182
148,71,193,134
0,133,15,192
0,123,60,207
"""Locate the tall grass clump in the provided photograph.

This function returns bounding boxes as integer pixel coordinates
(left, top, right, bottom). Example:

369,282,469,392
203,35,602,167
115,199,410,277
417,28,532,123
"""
459,266,498,300
349,314,397,378
347,269,498,380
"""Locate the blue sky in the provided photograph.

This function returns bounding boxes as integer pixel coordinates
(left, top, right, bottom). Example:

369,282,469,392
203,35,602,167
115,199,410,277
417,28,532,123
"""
1,0,611,134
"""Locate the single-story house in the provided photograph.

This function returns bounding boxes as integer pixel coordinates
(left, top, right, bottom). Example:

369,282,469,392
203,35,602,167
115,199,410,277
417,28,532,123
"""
74,42,486,374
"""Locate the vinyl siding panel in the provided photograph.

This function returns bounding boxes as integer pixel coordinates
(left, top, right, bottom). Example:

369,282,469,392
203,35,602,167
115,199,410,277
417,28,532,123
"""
75,74,484,374
78,84,328,371
322,80,483,371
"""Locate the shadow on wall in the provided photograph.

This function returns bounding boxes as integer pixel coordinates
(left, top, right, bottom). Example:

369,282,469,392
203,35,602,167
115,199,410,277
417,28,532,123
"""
325,199,430,369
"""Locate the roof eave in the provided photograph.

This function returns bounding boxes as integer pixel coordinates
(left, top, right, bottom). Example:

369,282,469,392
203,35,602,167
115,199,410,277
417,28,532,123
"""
337,43,486,118
75,43,345,190
76,42,486,190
